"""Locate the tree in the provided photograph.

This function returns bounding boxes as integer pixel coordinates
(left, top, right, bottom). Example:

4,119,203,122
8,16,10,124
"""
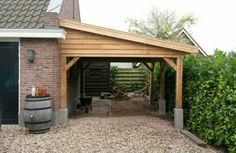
126,8,197,43
126,8,197,105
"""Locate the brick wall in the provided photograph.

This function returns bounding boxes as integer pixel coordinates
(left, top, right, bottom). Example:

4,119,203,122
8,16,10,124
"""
59,0,81,21
20,38,60,111
44,12,59,28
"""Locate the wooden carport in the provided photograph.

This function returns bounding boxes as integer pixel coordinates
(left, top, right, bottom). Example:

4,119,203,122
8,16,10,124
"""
59,19,198,129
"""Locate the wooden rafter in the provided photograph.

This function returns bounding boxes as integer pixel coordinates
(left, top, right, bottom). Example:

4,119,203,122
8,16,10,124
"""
66,57,80,71
164,58,177,71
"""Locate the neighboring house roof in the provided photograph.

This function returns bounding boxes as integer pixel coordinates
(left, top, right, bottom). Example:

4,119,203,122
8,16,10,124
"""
0,0,50,29
177,28,207,56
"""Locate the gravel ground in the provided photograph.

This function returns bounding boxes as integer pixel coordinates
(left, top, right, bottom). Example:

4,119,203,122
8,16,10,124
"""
0,116,220,153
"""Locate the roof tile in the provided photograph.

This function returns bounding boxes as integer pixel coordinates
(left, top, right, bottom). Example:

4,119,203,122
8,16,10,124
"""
0,0,50,28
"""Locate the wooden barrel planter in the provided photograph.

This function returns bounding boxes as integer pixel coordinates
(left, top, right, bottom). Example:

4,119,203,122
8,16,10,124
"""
24,95,52,134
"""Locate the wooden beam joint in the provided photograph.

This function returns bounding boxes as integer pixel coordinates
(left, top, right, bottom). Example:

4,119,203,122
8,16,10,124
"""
66,57,80,71
163,58,177,71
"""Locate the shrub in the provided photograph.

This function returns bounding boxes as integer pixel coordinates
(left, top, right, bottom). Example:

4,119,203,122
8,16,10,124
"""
164,50,236,152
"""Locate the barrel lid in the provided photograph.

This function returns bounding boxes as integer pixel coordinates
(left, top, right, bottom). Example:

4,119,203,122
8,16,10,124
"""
26,94,50,98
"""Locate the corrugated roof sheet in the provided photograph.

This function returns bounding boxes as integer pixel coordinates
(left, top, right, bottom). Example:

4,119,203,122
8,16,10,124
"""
0,0,50,28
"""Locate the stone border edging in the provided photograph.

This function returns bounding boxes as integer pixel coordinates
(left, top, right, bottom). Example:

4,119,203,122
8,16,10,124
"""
181,130,207,148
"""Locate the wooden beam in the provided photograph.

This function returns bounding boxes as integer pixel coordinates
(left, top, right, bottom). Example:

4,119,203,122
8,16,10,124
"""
143,62,153,71
61,56,67,109
80,57,161,63
66,57,80,71
61,49,184,56
176,57,183,108
61,53,182,58
82,57,160,62
150,62,155,105
163,58,177,71
160,61,166,100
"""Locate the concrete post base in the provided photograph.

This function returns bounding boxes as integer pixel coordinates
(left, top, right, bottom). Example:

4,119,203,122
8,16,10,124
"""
52,108,68,126
159,99,166,115
19,108,68,127
174,108,184,129
18,111,24,127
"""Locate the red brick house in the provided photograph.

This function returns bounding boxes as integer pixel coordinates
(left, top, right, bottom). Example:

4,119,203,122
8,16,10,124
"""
0,0,197,129
0,0,79,125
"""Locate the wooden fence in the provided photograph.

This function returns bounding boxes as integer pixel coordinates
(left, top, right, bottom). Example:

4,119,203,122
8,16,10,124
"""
114,68,146,92
85,62,110,96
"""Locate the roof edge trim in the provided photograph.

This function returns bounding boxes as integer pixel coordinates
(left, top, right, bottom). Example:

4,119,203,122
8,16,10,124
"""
179,28,207,56
0,29,66,39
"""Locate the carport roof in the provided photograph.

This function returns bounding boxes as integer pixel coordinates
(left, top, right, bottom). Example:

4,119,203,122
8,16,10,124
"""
59,19,198,54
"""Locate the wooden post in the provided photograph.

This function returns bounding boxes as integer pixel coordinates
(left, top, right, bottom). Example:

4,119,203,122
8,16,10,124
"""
159,61,166,100
176,56,183,108
150,62,155,105
79,61,84,96
61,56,67,109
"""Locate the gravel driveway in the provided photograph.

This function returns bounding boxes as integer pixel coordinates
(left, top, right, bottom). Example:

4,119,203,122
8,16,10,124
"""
0,115,220,153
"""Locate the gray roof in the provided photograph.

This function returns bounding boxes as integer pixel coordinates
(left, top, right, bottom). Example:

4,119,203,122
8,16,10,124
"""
0,0,50,29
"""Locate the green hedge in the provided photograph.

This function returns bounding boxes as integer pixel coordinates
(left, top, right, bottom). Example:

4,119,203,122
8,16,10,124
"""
165,50,236,152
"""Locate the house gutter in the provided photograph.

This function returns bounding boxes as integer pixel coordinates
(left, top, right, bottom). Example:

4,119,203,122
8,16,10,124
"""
0,28,66,39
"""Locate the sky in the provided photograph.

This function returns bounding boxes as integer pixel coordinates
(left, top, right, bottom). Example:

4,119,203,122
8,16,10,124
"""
79,0,236,55
49,0,236,55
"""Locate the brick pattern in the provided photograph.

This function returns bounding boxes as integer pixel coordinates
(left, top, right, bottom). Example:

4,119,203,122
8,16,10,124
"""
20,38,60,111
43,12,59,28
59,0,81,22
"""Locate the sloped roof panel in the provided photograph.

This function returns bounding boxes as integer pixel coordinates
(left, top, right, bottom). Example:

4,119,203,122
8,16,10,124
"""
0,0,50,28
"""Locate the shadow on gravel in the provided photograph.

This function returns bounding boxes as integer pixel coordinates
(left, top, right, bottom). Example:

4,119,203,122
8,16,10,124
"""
69,96,173,122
